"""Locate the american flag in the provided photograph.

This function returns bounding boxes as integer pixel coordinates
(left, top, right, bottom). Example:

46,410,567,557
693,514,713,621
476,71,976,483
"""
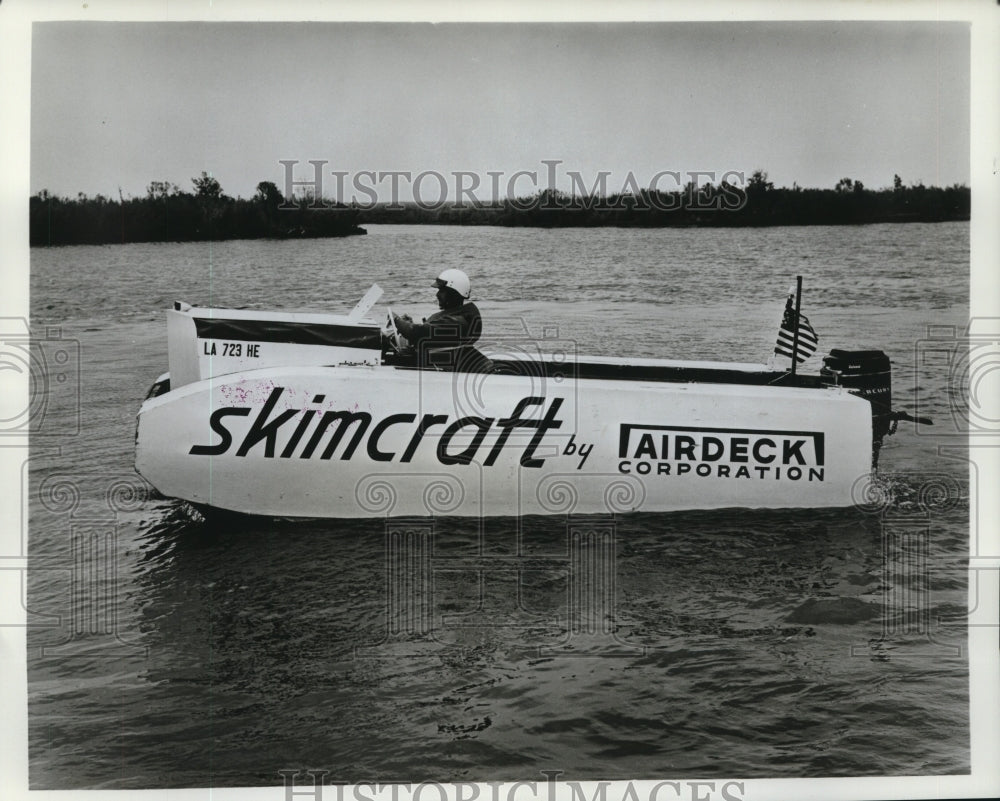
774,292,819,363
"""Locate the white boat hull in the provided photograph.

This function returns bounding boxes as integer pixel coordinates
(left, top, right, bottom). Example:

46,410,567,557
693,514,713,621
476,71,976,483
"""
135,363,873,518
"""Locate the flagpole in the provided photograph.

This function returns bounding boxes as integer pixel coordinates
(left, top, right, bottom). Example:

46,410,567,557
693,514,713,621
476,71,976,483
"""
790,275,803,376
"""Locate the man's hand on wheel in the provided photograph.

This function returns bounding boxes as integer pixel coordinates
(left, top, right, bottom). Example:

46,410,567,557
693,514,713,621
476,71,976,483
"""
393,314,413,337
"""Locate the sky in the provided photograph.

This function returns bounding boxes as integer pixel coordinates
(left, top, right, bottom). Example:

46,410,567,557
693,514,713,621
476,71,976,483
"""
29,20,970,201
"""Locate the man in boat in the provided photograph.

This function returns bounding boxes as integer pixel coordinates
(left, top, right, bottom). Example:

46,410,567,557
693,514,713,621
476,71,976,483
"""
392,268,494,373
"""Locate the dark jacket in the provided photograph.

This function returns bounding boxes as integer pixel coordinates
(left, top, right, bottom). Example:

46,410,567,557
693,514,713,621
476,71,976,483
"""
407,302,492,373
406,302,482,346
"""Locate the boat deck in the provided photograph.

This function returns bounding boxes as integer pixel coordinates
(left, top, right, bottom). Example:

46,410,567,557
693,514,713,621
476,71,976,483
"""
385,349,824,388
492,358,821,387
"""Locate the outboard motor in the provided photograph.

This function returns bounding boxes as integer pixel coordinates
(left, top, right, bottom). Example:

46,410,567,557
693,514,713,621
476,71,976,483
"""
821,349,893,467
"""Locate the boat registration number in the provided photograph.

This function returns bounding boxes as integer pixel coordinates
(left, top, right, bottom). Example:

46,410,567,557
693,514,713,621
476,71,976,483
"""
202,341,260,358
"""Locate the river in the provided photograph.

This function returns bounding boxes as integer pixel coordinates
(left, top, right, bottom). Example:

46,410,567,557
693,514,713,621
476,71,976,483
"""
26,222,970,788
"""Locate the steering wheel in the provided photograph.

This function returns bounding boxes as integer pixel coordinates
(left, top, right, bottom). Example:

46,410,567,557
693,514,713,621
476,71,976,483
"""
384,308,403,353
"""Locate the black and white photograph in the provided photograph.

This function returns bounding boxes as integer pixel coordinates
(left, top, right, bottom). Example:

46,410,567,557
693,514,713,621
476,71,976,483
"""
2,1,998,800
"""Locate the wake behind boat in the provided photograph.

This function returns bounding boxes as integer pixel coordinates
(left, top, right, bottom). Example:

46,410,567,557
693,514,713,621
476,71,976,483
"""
134,281,921,518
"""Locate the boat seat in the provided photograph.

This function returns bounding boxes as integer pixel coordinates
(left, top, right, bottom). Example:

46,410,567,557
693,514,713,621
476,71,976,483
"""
385,344,496,374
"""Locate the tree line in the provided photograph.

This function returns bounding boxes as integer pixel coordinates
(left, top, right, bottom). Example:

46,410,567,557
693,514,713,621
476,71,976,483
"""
361,171,970,228
30,171,968,246
29,173,366,246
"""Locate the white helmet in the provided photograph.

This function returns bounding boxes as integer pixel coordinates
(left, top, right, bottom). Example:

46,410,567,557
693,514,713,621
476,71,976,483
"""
434,268,471,299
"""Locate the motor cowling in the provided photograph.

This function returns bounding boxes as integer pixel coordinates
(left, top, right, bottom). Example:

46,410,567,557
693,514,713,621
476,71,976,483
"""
820,349,893,464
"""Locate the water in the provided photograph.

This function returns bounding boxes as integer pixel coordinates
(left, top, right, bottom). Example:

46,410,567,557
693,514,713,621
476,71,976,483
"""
26,223,970,788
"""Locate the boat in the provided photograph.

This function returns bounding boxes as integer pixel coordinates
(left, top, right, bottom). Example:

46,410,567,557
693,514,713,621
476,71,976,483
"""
134,284,922,519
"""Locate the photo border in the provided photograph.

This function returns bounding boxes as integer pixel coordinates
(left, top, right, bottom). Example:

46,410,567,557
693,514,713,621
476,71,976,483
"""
1,1,997,800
